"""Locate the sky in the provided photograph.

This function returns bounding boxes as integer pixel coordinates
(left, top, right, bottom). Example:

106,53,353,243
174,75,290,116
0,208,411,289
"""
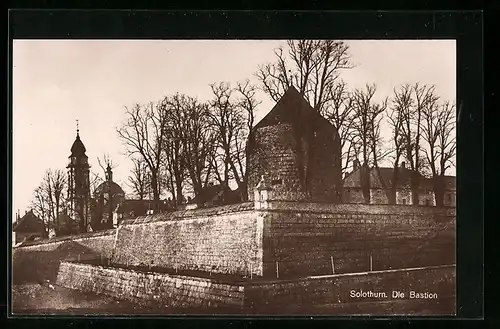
12,39,456,221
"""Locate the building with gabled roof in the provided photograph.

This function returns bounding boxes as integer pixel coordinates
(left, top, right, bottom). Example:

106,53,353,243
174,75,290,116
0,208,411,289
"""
12,210,46,246
343,161,455,206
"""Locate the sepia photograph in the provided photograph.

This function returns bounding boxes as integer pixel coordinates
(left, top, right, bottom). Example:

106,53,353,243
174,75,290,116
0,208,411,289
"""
11,39,456,316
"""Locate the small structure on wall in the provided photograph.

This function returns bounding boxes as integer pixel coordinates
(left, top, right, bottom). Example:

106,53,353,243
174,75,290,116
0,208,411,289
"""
246,86,342,203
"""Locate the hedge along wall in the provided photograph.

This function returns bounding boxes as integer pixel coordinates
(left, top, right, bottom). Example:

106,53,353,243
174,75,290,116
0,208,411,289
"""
112,203,264,277
56,261,245,311
260,202,456,278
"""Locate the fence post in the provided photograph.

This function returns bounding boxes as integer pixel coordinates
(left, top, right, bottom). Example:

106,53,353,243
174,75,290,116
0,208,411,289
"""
330,256,335,274
369,254,373,271
276,261,279,279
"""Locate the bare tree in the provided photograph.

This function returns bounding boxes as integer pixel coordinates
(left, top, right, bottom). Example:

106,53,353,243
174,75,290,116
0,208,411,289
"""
386,84,412,204
89,170,105,231
171,95,214,203
399,83,440,205
95,154,120,229
30,169,67,236
117,101,168,212
127,156,150,200
350,84,387,204
97,153,118,175
322,80,356,177
208,82,246,195
255,40,353,111
256,41,355,182
162,93,190,205
422,100,456,206
234,79,261,200
368,98,389,201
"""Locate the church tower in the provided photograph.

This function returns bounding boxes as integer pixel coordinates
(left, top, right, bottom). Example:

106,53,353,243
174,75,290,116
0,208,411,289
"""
66,123,91,233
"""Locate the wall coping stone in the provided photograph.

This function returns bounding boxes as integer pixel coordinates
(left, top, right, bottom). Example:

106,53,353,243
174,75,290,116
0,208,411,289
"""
121,202,256,225
14,229,116,249
60,261,247,286
244,264,456,286
59,261,455,288
259,201,456,216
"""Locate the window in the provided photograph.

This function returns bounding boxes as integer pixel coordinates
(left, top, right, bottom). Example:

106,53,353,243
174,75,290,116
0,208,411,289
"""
271,178,283,185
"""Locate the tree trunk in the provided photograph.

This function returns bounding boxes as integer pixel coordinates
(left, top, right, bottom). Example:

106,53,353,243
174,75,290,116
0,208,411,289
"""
434,175,445,207
389,168,399,205
360,163,371,204
411,172,420,206
151,173,160,212
175,179,183,206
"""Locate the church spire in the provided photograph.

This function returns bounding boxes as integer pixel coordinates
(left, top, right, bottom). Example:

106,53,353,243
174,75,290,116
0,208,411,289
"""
76,119,80,137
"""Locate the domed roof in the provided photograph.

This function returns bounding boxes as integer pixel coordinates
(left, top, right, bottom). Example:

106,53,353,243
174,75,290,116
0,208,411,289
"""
94,181,125,197
70,133,87,156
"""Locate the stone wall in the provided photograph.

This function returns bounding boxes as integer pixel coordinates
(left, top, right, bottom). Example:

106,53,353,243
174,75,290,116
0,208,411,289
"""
12,230,116,284
247,124,308,202
13,229,115,257
102,201,453,279
56,261,245,311
14,201,455,282
56,262,455,315
244,265,455,315
112,203,264,277
260,202,455,278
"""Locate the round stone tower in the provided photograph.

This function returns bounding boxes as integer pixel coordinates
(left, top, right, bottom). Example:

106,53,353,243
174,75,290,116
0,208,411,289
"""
247,123,309,202
246,86,342,203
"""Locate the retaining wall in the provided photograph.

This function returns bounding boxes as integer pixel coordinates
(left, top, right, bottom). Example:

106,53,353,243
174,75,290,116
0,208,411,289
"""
260,202,455,277
12,230,116,284
56,261,245,311
15,202,455,280
245,264,456,315
112,203,264,277
13,229,116,256
56,262,455,315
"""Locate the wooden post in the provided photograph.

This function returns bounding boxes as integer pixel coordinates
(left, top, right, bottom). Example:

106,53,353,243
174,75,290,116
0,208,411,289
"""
369,254,373,271
77,254,80,262
276,261,279,279
250,262,253,280
330,256,335,274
